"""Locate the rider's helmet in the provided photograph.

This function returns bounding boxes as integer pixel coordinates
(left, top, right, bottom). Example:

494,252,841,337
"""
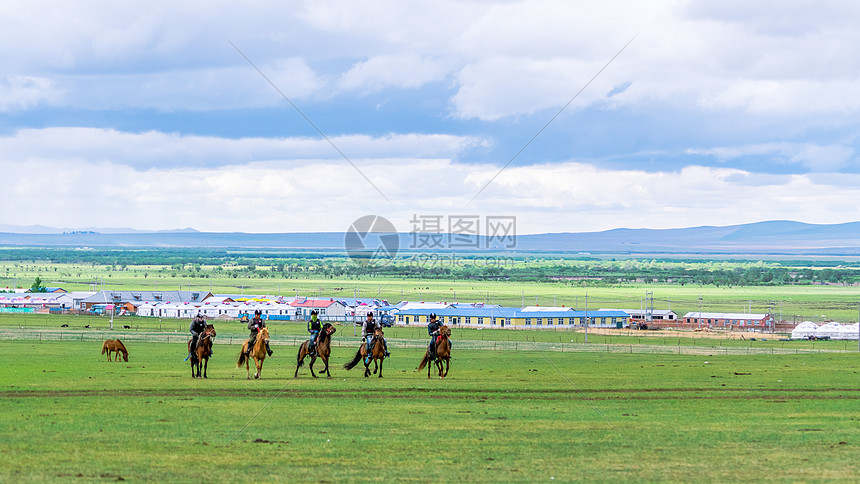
254,309,262,316
430,312,437,320
311,309,318,316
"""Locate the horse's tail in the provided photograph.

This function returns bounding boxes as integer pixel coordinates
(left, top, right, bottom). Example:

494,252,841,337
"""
417,353,429,371
343,348,363,370
296,343,305,369
101,341,107,355
237,344,247,368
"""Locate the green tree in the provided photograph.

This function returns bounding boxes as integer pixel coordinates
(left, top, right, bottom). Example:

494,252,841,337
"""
30,276,46,292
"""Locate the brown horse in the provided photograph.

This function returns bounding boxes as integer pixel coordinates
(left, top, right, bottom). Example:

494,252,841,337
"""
418,325,451,379
101,339,128,362
188,324,216,379
295,323,336,378
344,328,386,378
237,327,269,379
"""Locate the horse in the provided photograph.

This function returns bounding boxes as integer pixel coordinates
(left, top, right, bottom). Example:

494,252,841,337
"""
237,327,269,379
418,325,451,379
344,328,386,378
101,339,128,362
295,323,336,378
188,324,216,379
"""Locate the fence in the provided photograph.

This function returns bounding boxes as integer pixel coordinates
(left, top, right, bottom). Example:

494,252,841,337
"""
0,328,849,355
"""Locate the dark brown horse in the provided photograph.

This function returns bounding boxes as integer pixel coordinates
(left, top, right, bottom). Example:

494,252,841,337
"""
418,325,451,379
344,328,386,378
188,324,216,378
101,339,128,362
296,323,336,378
237,327,269,379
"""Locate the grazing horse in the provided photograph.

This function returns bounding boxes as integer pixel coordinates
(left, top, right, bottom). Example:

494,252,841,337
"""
296,323,336,378
237,327,269,379
188,324,216,379
344,328,386,378
418,325,451,379
101,339,128,362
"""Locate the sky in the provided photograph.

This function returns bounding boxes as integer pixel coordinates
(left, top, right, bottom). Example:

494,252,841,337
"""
2,0,860,235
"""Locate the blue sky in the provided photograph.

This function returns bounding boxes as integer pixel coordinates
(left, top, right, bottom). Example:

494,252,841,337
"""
2,0,860,234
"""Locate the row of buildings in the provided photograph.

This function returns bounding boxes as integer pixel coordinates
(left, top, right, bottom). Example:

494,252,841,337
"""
0,289,777,331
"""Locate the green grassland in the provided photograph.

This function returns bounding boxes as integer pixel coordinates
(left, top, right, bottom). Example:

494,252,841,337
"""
3,259,860,322
1,337,858,482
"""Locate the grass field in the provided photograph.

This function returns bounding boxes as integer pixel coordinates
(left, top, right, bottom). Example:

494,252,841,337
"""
1,336,858,482
4,261,860,322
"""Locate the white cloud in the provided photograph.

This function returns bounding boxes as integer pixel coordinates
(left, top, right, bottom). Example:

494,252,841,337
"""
2,130,859,232
0,128,486,168
337,56,449,94
2,0,860,119
687,142,856,171
0,75,61,111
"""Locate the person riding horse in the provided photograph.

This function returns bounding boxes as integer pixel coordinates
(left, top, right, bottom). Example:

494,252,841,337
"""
427,313,442,360
189,313,209,357
362,311,389,364
245,310,273,357
306,310,322,356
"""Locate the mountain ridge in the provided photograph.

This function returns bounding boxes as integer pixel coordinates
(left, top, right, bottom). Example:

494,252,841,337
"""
0,220,858,254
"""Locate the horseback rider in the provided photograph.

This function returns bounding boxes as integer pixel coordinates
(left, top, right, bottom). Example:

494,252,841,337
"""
307,310,322,356
189,312,208,356
427,313,442,360
362,311,389,364
245,309,273,357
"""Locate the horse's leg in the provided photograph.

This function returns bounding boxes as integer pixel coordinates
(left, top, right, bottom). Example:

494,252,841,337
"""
245,352,250,380
255,357,262,379
323,355,331,378
378,357,383,378
309,355,318,378
203,357,208,379
295,346,304,377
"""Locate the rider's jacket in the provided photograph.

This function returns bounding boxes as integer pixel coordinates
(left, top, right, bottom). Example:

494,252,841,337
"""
362,319,379,339
190,317,206,334
249,317,265,334
308,318,321,333
427,320,442,337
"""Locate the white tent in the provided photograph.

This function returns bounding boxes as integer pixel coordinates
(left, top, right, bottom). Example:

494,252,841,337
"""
836,322,860,340
790,321,819,339
815,322,843,339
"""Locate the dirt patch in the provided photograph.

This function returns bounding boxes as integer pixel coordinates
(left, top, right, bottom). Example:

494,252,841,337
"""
585,327,775,340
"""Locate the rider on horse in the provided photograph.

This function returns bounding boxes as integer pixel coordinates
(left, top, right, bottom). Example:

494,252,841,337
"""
362,311,389,364
245,309,273,357
427,313,442,360
190,312,208,356
307,310,322,356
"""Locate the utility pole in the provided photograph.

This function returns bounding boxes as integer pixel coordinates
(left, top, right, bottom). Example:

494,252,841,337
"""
584,293,589,343
698,295,703,330
645,291,654,329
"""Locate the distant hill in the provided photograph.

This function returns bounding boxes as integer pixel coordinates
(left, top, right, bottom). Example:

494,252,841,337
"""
0,221,858,255
0,224,199,235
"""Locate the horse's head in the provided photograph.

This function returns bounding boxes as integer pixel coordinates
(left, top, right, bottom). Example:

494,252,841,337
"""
374,328,384,337
205,324,216,337
324,323,336,335
259,327,270,341
440,325,451,337
122,352,129,362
